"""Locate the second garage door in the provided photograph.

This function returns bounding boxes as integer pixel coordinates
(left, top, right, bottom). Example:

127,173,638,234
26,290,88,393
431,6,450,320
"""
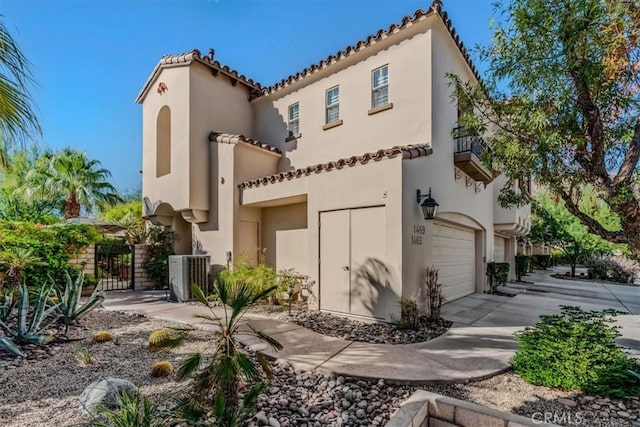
432,222,476,302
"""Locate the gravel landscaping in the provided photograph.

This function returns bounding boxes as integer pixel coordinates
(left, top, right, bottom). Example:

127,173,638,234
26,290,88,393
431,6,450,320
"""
284,310,451,345
2,307,640,427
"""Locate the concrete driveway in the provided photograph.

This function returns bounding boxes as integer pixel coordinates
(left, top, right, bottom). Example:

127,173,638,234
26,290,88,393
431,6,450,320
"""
441,268,640,355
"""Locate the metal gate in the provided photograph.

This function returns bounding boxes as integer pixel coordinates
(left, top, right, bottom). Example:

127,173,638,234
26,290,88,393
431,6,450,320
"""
95,243,134,290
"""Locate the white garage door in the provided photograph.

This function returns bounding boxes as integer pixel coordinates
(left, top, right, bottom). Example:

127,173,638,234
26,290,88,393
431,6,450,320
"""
494,236,506,263
432,222,476,302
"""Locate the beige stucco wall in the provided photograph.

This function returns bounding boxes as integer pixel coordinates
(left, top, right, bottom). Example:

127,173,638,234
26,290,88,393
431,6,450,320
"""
398,20,497,301
262,203,308,271
252,17,435,170
142,66,191,212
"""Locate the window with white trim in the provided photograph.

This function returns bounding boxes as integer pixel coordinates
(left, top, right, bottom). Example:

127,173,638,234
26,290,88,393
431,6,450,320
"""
288,103,299,137
325,86,340,123
372,65,389,108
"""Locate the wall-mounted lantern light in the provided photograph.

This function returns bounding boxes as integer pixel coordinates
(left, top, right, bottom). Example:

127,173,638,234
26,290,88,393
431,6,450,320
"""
517,237,525,248
417,188,439,220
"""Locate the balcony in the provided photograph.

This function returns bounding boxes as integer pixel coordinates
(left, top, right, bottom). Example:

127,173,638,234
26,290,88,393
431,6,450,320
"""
453,128,494,184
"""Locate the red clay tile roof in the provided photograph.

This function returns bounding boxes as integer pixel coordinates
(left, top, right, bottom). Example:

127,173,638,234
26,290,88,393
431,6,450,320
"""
137,1,481,104
135,50,262,103
209,132,281,155
249,0,481,100
238,143,432,189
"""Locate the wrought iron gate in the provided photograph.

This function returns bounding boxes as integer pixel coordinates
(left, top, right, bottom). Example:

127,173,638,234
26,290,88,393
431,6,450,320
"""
95,243,134,290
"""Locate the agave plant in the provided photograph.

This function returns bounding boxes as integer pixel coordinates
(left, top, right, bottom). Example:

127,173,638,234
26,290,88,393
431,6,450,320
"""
55,272,105,334
0,281,60,356
156,275,282,427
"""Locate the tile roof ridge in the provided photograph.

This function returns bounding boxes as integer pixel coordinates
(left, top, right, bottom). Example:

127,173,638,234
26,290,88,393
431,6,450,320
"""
208,131,281,154
238,143,432,189
249,0,480,100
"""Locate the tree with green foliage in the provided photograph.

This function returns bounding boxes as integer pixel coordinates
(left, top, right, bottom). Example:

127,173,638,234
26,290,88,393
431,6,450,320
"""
100,198,146,245
530,192,618,277
0,148,59,222
451,0,640,256
0,17,41,167
24,148,122,219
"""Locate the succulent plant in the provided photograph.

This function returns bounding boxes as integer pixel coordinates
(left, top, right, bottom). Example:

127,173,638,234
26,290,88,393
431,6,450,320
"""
92,331,113,343
150,360,173,377
55,272,105,334
0,282,60,357
147,328,182,352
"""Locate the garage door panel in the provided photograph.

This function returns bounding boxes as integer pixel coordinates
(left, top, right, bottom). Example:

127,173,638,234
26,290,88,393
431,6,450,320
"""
320,210,350,314
433,222,476,302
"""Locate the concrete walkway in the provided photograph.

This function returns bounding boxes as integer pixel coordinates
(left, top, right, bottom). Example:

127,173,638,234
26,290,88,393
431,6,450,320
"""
103,268,640,385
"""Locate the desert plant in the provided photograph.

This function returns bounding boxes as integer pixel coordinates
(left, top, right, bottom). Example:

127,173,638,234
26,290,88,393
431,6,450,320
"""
511,306,640,397
93,390,164,427
75,349,92,366
150,360,174,377
0,247,46,289
0,281,59,357
486,262,510,294
147,328,183,352
395,298,420,330
421,266,444,320
92,331,114,343
154,277,282,427
55,272,105,334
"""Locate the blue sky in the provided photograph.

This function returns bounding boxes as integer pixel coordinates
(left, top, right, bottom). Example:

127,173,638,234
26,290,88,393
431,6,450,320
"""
0,0,495,192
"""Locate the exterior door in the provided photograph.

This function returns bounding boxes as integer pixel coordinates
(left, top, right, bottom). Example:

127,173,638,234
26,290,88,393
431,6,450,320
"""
320,207,386,318
432,222,476,302
319,210,350,314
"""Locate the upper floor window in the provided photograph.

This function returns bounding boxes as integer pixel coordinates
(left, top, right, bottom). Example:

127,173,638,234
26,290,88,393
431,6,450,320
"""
288,103,300,137
156,106,171,177
326,86,340,124
372,65,389,108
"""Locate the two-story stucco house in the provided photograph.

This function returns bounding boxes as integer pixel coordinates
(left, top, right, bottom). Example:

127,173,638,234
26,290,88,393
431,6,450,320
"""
136,0,530,322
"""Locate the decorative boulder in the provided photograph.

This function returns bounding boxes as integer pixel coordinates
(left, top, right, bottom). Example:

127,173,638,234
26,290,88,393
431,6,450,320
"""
78,377,136,416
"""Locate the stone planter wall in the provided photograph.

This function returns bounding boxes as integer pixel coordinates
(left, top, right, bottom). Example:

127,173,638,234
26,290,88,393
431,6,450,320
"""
69,246,95,276
386,390,560,427
133,244,155,290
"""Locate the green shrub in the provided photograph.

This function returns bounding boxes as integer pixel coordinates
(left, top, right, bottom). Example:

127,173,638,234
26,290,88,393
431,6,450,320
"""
531,255,551,269
395,298,420,330
585,255,610,280
511,306,639,397
486,262,510,293
143,226,175,288
0,221,101,285
514,255,530,280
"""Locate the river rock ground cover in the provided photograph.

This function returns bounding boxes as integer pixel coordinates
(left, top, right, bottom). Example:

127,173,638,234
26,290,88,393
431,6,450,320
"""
1,308,639,426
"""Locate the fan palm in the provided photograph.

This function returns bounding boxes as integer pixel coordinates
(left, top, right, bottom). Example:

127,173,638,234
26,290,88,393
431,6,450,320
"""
0,16,42,167
157,275,282,427
25,148,121,218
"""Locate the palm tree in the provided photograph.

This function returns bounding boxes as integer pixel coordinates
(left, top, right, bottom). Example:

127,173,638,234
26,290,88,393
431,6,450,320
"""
0,16,42,167
153,275,282,426
26,148,122,218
